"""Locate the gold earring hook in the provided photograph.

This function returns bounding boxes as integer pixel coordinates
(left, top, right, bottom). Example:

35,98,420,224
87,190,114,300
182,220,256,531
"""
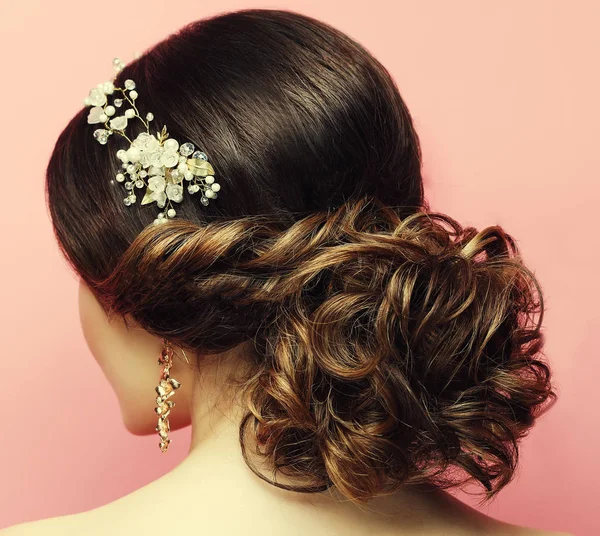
167,340,191,365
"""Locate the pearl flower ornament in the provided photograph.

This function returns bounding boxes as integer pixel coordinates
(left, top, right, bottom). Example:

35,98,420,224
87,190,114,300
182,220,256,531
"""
83,57,221,224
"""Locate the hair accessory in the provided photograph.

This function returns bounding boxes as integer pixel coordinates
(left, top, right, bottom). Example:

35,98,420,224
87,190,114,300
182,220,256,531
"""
83,57,221,224
154,338,186,453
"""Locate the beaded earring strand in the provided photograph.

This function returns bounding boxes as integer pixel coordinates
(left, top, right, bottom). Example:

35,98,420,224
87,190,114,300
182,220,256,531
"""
154,339,191,453
155,340,180,452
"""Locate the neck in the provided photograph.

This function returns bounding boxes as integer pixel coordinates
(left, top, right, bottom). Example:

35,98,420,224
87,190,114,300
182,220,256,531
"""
185,345,248,459
168,345,454,525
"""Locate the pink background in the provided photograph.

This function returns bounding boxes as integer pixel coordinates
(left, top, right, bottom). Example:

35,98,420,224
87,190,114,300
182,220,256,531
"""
1,1,596,534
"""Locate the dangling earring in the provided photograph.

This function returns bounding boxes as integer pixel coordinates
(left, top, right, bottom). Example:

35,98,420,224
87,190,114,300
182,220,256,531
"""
154,337,183,453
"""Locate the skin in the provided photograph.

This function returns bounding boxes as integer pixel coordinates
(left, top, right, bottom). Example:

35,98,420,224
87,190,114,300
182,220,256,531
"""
0,281,572,536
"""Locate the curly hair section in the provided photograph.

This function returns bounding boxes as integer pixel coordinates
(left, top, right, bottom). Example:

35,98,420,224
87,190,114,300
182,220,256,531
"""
96,196,556,505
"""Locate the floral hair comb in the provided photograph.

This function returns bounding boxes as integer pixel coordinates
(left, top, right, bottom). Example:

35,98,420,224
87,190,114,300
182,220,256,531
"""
83,57,221,225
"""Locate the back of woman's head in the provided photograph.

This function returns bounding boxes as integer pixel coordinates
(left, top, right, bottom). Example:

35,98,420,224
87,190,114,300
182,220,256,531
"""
46,8,556,505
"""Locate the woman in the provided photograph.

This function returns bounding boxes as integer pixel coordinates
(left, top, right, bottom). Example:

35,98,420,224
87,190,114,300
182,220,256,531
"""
3,8,569,536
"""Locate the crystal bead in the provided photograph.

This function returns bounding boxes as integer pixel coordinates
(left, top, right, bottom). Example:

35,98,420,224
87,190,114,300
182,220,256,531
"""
124,198,132,206
192,151,207,160
125,182,133,190
135,180,144,188
200,196,209,206
146,112,154,121
114,99,123,107
179,142,195,157
93,129,110,145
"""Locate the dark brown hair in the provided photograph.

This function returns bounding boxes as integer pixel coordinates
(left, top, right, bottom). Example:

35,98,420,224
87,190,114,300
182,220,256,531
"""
46,8,556,505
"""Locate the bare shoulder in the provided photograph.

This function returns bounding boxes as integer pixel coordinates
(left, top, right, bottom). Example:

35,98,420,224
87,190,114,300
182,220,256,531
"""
0,512,82,536
1,515,574,536
515,530,574,536
424,490,573,536
489,520,574,536
510,529,574,536
0,502,574,536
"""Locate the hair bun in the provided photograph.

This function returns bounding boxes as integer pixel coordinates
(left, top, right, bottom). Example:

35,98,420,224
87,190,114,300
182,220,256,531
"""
239,198,556,502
